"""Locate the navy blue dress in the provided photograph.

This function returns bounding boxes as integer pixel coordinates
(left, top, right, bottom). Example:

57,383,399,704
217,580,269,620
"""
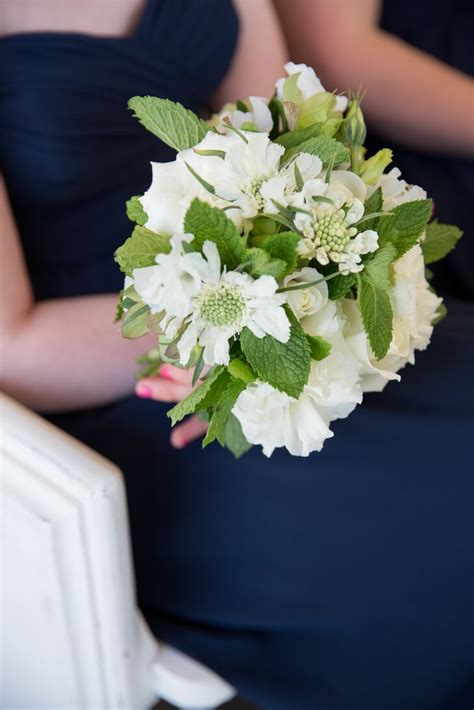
1,2,473,708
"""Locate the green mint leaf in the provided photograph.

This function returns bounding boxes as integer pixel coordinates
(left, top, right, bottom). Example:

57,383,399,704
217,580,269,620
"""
360,187,383,231
377,199,432,257
184,199,245,269
121,303,150,339
363,243,397,290
283,135,349,168
306,334,331,361
327,272,357,300
422,220,463,264
128,96,207,151
274,122,325,148
240,309,311,398
197,370,232,411
224,414,252,459
167,366,225,426
261,231,301,277
203,378,247,448
243,247,287,280
358,276,393,360
126,195,148,226
114,225,171,275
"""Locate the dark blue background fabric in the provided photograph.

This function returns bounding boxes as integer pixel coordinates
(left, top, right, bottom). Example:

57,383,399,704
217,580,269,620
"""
1,1,473,708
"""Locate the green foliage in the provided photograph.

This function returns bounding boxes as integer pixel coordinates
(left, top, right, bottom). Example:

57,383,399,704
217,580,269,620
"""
306,334,331,361
284,135,349,167
224,414,252,458
261,231,301,276
422,221,463,264
358,276,393,360
243,248,287,280
167,366,225,426
327,272,357,300
240,310,311,398
274,122,325,148
203,378,247,448
228,359,255,383
128,96,207,150
377,199,432,257
363,243,397,290
114,225,170,275
121,303,150,339
184,199,245,269
126,195,148,225
360,187,383,231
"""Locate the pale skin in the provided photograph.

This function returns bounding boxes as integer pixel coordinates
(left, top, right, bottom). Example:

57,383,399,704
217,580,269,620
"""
274,0,474,157
0,0,288,446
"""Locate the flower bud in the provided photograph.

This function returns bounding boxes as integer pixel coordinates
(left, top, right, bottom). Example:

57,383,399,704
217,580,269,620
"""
342,100,367,147
360,149,393,185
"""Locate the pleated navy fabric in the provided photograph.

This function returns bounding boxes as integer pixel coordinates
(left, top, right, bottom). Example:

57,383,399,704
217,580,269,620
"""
1,2,473,708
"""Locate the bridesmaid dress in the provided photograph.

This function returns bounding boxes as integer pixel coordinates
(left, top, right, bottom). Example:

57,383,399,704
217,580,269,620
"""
1,1,473,708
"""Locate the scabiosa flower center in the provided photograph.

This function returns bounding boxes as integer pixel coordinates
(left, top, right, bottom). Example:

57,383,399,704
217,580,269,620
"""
311,207,351,253
198,282,246,327
241,176,266,210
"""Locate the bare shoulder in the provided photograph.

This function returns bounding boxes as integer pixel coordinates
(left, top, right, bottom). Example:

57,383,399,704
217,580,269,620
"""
0,0,147,38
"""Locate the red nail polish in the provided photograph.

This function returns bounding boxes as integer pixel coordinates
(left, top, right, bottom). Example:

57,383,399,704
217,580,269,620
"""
160,365,173,380
137,385,152,398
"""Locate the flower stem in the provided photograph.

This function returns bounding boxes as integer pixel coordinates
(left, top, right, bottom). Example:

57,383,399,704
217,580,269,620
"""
277,271,340,293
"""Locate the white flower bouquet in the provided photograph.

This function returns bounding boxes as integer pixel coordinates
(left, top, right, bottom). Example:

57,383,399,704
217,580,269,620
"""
115,62,462,458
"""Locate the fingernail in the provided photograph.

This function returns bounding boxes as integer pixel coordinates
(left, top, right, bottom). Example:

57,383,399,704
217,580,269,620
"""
136,385,152,398
159,365,173,380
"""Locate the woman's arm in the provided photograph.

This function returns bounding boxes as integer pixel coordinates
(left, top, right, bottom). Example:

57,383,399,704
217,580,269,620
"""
212,0,288,108
274,0,474,156
0,175,158,412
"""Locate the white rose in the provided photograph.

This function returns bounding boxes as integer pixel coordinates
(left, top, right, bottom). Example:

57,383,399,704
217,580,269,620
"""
283,267,328,321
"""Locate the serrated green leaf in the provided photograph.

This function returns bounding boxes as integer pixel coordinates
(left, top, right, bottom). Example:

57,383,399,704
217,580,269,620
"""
327,272,357,300
126,196,148,226
121,303,150,339
363,243,397,290
184,199,245,269
274,122,325,148
240,310,311,398
197,370,232,411
128,96,207,150
243,247,287,279
167,366,225,426
224,414,252,459
377,199,432,257
203,378,247,448
422,221,463,264
261,231,301,276
360,188,383,231
114,226,171,275
283,135,349,167
306,334,331,361
358,277,393,360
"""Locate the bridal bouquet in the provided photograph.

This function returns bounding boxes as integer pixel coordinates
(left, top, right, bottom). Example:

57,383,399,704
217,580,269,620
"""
115,62,462,458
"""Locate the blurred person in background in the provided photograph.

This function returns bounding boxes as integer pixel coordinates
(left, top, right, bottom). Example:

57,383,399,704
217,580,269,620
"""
1,1,473,709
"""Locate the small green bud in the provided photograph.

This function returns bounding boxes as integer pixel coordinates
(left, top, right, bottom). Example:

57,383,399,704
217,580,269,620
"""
343,100,367,147
360,149,393,185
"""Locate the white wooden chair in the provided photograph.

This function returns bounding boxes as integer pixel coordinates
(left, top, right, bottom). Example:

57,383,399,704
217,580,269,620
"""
0,394,236,710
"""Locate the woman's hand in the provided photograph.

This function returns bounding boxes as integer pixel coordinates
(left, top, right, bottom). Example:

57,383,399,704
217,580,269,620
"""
136,365,209,449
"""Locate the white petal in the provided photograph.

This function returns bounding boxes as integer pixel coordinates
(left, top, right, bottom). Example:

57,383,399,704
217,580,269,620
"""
177,322,200,366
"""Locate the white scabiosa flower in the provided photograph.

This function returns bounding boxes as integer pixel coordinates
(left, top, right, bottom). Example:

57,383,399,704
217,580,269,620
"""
220,96,274,133
178,241,290,366
375,167,427,211
342,244,442,392
295,198,378,275
275,61,348,112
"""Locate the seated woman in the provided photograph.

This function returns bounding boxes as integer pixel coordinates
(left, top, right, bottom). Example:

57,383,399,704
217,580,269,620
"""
1,1,472,708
